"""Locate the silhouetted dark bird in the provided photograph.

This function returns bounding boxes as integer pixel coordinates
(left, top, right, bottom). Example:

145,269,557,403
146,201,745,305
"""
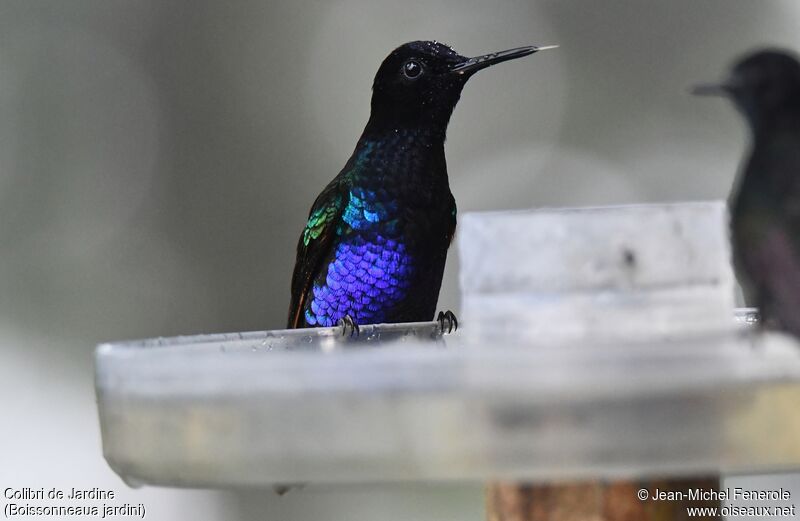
287,41,555,332
695,49,800,336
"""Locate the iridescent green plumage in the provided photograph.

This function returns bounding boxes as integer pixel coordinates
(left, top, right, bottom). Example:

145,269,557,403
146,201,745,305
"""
303,196,342,246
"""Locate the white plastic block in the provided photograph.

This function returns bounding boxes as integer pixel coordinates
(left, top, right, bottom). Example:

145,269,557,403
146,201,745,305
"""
459,202,735,343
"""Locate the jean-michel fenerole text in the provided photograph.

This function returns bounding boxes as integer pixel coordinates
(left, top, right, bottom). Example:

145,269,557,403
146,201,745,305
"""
649,487,792,502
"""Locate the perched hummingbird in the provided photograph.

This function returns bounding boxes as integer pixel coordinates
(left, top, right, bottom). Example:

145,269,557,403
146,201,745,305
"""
287,40,555,333
695,49,800,336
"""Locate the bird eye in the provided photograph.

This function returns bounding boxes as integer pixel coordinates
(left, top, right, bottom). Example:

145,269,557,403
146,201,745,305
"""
402,60,423,79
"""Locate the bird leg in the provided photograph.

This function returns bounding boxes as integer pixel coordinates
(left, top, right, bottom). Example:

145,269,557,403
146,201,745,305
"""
437,310,458,334
338,315,360,337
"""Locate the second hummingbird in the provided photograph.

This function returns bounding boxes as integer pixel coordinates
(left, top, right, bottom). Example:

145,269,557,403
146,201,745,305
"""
695,49,800,337
287,40,555,332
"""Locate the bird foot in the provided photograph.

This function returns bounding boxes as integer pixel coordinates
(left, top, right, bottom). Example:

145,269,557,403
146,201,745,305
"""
436,310,458,334
338,315,360,337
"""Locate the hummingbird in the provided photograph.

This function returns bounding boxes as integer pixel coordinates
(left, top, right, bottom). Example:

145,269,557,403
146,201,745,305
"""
287,40,555,334
694,49,800,336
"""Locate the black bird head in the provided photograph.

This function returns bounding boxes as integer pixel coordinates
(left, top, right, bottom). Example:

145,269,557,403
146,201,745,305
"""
694,49,800,130
366,40,556,134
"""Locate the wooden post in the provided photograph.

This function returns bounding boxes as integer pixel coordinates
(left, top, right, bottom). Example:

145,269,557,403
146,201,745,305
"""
487,477,721,521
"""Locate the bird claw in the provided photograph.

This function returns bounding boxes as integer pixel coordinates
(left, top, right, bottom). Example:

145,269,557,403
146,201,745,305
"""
338,315,360,337
436,310,458,334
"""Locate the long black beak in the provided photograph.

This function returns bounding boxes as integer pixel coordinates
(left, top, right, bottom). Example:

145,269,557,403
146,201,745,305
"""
450,44,558,75
691,73,744,96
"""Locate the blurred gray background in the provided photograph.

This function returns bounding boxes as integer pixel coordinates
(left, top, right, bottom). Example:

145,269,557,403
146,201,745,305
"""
2,0,800,519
